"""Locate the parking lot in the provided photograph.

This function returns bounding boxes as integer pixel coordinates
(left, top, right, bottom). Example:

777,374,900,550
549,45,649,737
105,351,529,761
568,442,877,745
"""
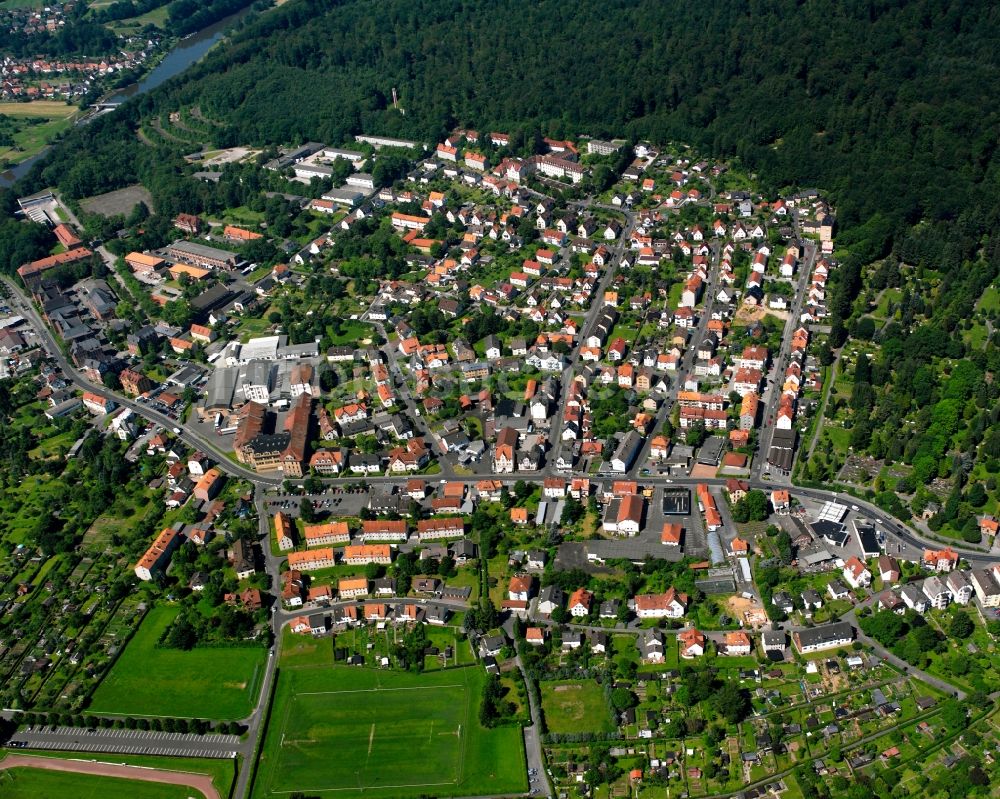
9,726,242,759
265,487,373,518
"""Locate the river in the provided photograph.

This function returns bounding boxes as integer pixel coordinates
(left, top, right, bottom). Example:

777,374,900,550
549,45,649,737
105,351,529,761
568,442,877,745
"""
0,5,255,188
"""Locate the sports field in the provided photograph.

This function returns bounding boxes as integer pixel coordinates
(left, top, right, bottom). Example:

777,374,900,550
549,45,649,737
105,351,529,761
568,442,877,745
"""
0,769,194,799
0,750,234,796
89,605,266,720
540,679,615,734
254,663,526,798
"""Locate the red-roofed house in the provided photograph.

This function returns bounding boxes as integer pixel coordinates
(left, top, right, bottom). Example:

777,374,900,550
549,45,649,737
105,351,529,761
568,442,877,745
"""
569,588,593,617
678,627,705,658
634,588,687,619
843,556,872,589
661,523,683,546
508,574,534,602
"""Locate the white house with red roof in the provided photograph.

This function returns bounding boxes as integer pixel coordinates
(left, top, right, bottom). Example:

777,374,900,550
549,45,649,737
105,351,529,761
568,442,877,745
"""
843,556,872,589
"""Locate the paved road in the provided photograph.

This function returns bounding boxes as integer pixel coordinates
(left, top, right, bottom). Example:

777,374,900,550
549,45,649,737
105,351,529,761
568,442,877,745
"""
629,239,724,472
229,493,287,799
548,206,635,470
842,608,966,699
513,654,552,799
11,270,995,570
7,193,996,799
751,234,817,484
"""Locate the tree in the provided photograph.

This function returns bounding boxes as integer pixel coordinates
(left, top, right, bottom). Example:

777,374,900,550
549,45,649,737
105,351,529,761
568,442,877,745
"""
859,610,908,647
610,687,638,712
949,611,974,639
685,423,708,448
164,613,197,650
319,367,336,392
712,682,751,724
854,316,876,340
966,482,987,507
940,699,968,731
299,498,317,523
479,674,503,727
561,496,584,526
732,490,769,523
775,530,792,565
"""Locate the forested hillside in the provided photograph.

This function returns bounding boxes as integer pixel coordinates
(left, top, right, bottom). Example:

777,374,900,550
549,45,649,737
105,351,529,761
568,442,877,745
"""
157,0,1000,232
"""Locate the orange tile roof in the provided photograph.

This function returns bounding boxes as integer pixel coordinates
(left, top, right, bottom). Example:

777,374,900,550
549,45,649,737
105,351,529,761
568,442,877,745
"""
303,521,349,541
661,523,683,544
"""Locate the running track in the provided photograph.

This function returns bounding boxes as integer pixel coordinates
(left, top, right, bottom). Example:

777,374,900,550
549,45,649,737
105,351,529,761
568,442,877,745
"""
0,754,219,799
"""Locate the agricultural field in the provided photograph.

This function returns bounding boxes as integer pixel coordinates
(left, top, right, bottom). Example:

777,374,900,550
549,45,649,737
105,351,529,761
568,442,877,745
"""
540,679,614,734
88,605,266,719
253,662,526,799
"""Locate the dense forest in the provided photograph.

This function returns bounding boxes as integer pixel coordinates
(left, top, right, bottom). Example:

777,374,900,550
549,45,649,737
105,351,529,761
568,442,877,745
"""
153,0,1000,233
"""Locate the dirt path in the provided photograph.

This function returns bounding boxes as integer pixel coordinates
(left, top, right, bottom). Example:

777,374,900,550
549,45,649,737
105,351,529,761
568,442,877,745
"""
0,754,220,799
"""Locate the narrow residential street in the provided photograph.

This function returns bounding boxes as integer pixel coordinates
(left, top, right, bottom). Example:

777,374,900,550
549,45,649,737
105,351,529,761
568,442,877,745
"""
752,235,817,484
841,608,966,699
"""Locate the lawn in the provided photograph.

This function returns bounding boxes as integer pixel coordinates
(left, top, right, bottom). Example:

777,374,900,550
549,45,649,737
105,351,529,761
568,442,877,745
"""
539,679,614,734
977,284,1000,313
235,313,275,342
871,287,902,320
109,2,170,28
253,663,526,799
277,625,334,669
0,768,197,799
327,319,376,345
88,604,266,720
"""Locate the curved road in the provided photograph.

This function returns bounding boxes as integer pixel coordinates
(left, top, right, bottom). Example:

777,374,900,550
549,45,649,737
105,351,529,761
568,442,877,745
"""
2,277,280,486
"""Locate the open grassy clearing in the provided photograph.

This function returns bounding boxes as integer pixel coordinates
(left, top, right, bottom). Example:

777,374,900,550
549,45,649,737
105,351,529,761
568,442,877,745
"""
111,3,170,28
0,101,78,165
327,319,376,345
254,662,526,798
540,679,614,734
88,604,266,720
977,284,1000,313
